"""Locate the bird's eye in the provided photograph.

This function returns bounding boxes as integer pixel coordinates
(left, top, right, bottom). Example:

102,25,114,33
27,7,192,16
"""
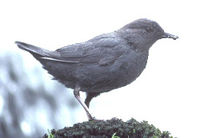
145,27,153,33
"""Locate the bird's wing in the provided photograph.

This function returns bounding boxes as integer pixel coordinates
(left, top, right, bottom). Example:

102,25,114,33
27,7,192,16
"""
47,33,127,66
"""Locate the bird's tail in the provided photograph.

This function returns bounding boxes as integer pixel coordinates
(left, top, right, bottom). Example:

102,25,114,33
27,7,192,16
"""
15,41,51,57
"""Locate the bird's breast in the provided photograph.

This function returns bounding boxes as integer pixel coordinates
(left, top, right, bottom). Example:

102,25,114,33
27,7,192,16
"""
77,50,149,93
109,50,149,88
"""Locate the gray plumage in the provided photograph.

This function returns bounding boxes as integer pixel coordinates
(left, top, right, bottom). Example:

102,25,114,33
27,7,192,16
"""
16,18,178,119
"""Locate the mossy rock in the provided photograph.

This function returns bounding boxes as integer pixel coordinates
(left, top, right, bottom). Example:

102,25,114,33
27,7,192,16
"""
43,118,174,138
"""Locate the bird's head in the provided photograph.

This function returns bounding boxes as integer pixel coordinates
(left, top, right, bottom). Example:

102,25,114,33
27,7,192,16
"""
120,19,178,50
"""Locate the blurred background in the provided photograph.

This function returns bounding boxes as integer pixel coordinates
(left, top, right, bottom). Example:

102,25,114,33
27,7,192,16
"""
0,0,200,138
0,51,79,138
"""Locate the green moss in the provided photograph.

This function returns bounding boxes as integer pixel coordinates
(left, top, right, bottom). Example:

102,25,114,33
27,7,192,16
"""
44,129,55,138
112,132,120,138
43,118,174,138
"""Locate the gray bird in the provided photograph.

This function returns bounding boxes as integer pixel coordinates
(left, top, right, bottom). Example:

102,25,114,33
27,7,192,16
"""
16,19,178,120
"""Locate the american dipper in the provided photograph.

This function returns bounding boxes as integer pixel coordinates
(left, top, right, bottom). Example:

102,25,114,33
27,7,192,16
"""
16,19,178,120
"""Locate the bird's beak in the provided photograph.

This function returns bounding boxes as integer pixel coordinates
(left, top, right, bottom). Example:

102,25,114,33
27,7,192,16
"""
162,32,178,40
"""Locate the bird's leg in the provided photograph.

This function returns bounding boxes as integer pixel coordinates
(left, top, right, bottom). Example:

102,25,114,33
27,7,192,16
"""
73,85,94,120
85,93,100,108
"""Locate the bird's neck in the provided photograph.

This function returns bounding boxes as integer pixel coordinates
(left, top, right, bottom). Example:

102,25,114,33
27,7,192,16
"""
117,29,156,52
